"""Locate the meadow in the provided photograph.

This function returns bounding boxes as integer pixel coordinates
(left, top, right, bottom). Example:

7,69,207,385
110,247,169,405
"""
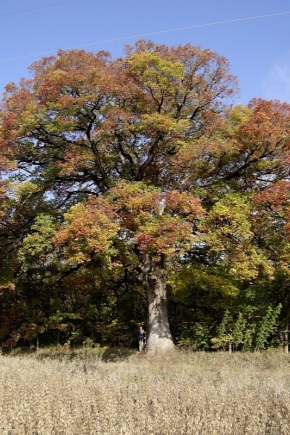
0,349,289,434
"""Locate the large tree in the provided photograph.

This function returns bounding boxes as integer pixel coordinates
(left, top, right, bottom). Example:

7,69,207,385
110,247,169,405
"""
1,41,289,352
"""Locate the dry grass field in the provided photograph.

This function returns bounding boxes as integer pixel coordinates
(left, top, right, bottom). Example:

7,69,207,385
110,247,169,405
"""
0,349,289,434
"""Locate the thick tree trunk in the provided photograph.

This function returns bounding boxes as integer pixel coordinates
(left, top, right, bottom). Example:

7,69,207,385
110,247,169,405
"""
140,253,174,354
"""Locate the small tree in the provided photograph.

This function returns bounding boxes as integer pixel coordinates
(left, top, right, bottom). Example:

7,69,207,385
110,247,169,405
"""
255,304,282,351
211,310,233,351
232,312,246,351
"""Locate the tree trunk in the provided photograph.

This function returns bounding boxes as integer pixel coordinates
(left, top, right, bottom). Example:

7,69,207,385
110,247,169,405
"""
284,305,289,354
140,253,174,354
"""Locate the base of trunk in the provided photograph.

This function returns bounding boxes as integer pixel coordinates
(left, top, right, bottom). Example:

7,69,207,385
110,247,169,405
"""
146,334,175,354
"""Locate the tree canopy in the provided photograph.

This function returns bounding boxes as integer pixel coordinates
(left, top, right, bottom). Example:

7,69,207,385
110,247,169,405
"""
0,41,289,352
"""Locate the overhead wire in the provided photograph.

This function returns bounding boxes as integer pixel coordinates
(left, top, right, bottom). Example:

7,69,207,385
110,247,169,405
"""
0,0,79,19
0,10,290,64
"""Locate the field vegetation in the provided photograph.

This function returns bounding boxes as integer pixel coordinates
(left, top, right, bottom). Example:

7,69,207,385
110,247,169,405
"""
0,349,289,434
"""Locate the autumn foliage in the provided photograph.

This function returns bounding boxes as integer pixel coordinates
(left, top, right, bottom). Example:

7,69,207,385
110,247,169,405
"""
0,41,289,352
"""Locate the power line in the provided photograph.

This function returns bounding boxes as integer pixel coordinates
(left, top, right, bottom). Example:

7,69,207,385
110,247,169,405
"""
0,10,290,64
0,0,79,19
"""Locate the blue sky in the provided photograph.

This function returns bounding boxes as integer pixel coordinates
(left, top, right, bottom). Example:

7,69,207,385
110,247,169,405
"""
0,0,290,105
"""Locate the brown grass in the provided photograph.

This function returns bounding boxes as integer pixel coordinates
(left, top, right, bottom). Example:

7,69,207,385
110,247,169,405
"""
0,350,289,434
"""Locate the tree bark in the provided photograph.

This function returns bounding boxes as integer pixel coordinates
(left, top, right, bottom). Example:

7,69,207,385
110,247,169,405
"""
140,253,175,354
284,305,289,354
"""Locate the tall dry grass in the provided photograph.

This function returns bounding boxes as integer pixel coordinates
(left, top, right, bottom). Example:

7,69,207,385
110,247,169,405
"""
0,350,289,434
